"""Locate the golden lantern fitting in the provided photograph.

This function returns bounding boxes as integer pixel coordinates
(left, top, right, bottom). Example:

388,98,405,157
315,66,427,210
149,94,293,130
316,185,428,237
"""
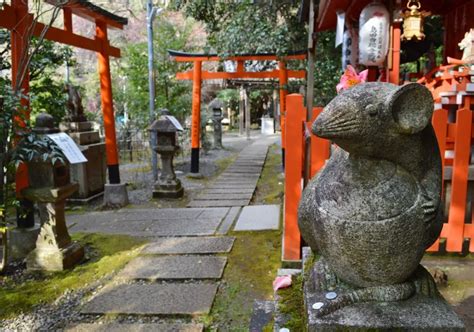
401,0,431,41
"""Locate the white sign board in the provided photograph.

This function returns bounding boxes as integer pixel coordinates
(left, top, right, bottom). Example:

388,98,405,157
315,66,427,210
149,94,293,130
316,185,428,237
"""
335,11,345,47
165,115,184,131
47,133,87,164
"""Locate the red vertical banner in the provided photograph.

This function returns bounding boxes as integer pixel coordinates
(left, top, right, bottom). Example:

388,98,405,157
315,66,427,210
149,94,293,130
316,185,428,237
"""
283,94,305,261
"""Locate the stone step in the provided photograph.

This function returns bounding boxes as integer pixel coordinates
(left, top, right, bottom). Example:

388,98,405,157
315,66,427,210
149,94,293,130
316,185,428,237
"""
249,300,275,332
142,236,235,255
66,323,204,332
81,283,218,316
203,189,255,194
196,193,253,200
216,207,241,235
234,205,280,231
187,200,250,208
117,256,227,281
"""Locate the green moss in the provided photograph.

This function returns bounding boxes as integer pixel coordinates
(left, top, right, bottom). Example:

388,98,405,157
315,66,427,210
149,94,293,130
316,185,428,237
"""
254,144,284,205
208,230,282,330
278,273,306,331
0,233,146,318
440,279,474,304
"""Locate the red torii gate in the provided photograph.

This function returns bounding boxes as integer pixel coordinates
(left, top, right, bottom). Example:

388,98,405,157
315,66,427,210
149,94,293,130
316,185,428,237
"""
169,50,307,174
0,0,126,197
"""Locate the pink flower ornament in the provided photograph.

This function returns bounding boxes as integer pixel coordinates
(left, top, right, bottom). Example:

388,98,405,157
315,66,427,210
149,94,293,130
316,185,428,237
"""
336,65,368,93
273,275,292,292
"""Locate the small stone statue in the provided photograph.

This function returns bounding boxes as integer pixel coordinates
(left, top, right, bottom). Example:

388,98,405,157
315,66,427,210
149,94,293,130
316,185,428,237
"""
298,83,450,318
65,84,87,122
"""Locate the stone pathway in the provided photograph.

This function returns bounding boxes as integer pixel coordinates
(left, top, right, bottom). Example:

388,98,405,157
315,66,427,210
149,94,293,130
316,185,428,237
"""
65,137,280,330
187,140,272,207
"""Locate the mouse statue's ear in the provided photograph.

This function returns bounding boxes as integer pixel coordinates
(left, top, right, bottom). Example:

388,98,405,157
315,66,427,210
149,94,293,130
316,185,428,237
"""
388,83,434,134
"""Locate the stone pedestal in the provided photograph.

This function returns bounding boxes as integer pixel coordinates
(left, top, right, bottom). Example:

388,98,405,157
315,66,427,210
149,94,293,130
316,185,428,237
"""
103,183,129,208
153,147,183,199
60,121,106,202
302,248,465,331
23,183,84,271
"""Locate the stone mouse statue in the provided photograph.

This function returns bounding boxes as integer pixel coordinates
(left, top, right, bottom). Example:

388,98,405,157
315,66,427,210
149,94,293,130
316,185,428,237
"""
298,82,443,316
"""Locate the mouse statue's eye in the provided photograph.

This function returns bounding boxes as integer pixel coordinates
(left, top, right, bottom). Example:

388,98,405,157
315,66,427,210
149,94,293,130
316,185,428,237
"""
365,104,378,117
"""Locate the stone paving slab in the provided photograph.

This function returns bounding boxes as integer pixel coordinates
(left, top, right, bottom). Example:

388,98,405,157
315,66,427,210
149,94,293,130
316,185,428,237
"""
67,323,203,332
142,236,235,254
217,207,241,235
81,283,218,315
234,205,280,231
208,184,256,189
118,256,227,280
67,208,228,225
203,189,255,194
187,200,249,208
146,218,222,236
196,193,253,200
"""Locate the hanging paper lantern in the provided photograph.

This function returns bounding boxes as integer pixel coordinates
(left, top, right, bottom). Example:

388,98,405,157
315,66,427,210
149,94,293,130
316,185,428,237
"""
359,2,390,67
342,26,359,69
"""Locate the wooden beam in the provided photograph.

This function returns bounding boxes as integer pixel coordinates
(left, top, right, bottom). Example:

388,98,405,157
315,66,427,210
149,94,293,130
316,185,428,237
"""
0,4,121,57
172,54,307,62
176,70,305,80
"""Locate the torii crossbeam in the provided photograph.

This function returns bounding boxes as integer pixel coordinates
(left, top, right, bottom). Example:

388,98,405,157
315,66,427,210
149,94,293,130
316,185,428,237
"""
169,50,307,175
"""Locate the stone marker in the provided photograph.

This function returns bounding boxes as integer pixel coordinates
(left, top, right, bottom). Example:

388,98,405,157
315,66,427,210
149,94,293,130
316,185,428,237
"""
118,255,227,280
234,205,280,231
81,283,218,315
142,236,235,254
67,323,203,332
298,83,464,330
209,98,224,149
148,109,184,198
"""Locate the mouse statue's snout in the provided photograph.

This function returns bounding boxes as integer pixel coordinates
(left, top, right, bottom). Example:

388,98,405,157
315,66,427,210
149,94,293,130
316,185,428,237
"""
312,96,359,140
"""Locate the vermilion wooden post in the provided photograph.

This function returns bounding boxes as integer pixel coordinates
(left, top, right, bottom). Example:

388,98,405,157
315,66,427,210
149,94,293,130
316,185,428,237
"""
427,108,449,252
96,20,120,184
11,0,30,195
279,61,288,166
388,22,401,85
445,102,471,252
310,107,330,178
283,94,305,261
190,61,202,174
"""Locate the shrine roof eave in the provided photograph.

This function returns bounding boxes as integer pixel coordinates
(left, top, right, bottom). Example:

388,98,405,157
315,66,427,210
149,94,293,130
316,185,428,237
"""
46,0,128,29
316,0,473,31
168,49,307,62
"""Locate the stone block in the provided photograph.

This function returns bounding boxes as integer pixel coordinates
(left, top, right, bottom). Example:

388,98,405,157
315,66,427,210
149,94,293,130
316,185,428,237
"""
60,121,94,133
217,207,241,235
146,218,222,236
234,205,280,231
81,283,218,315
26,241,84,271
69,131,100,145
118,255,227,280
8,225,40,260
103,183,129,208
196,193,253,200
142,236,235,254
70,142,106,199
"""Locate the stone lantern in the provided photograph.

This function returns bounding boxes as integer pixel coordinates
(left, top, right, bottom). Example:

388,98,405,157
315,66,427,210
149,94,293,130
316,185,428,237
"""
208,98,224,149
148,109,184,198
22,113,84,271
